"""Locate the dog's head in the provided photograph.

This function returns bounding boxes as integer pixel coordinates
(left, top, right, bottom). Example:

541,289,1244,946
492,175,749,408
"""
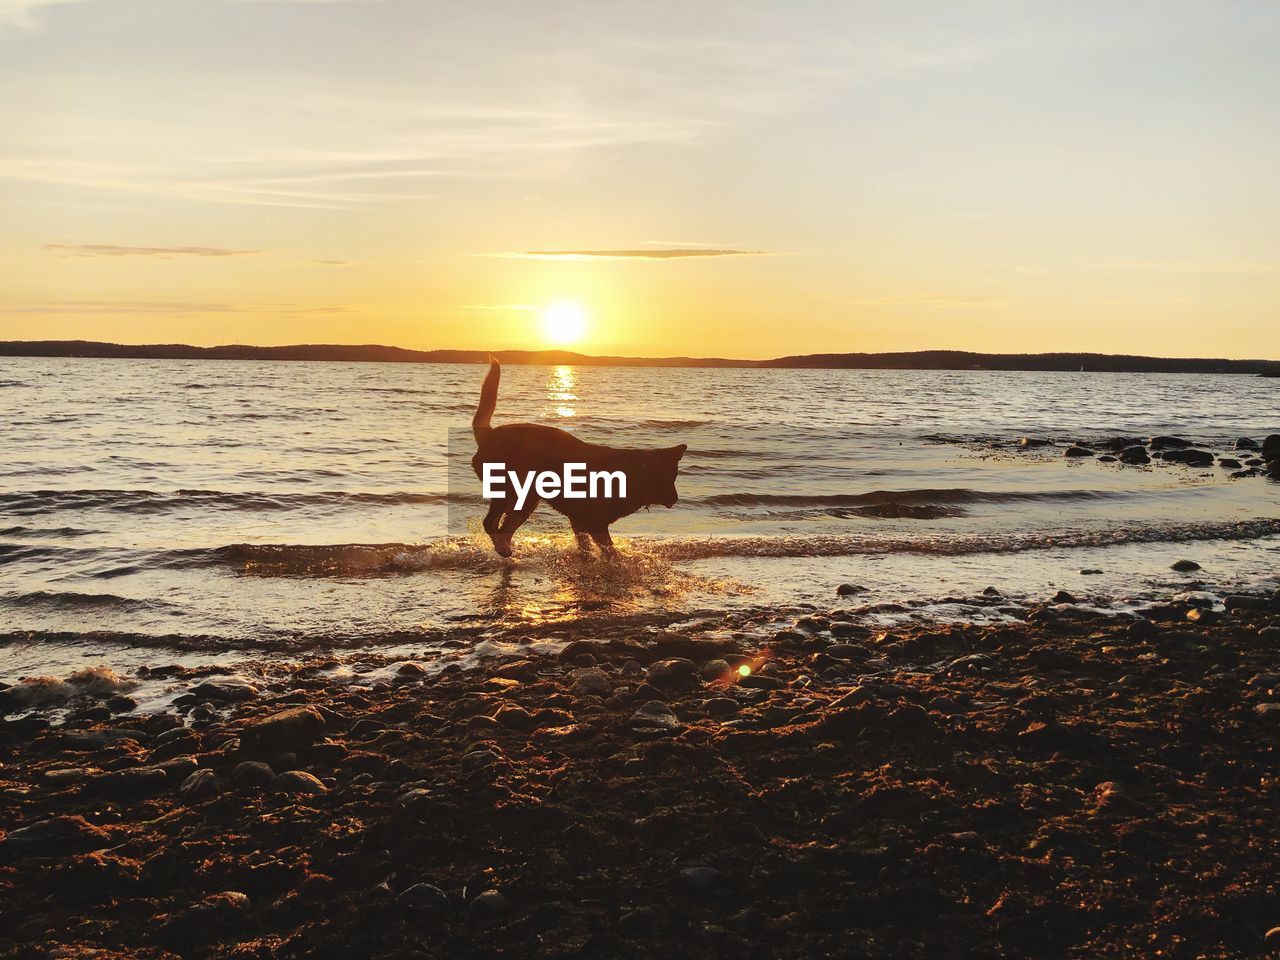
637,443,687,508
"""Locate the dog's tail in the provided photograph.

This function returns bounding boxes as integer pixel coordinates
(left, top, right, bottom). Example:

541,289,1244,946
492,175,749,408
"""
472,357,500,442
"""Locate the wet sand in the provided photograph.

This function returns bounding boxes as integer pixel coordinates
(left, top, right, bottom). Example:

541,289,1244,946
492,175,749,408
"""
3,590,1280,959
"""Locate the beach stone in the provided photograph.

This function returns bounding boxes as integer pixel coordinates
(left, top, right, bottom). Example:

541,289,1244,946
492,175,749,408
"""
240,706,325,753
1051,590,1077,604
1263,434,1280,462
400,882,451,914
230,761,275,790
629,700,681,733
1218,458,1241,469
1017,437,1052,448
1171,559,1202,572
1149,435,1192,450
42,767,98,787
1097,455,1117,462
824,643,869,661
1254,703,1280,721
273,770,328,795
704,697,740,716
1064,446,1094,457
678,866,728,892
557,640,600,664
396,661,429,677
106,694,137,713
493,704,537,730
646,658,700,692
180,769,221,801
60,729,149,750
1185,607,1221,624
701,659,731,680
1162,448,1214,467
1099,436,1144,451
829,621,863,638
570,667,612,697
836,583,867,596
1,815,109,854
1235,437,1260,450
1080,568,1103,575
89,765,168,799
1259,626,1280,642
1118,446,1150,465
154,756,199,782
188,679,259,703
469,889,511,922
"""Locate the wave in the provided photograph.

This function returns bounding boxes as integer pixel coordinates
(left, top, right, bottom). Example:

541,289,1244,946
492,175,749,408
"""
0,488,457,515
1,590,163,611
695,487,1119,508
139,516,1280,576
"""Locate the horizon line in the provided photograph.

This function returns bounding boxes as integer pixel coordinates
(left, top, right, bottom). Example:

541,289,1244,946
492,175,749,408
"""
2,339,1279,373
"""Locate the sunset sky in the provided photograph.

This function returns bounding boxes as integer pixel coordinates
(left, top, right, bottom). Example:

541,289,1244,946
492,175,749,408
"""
2,0,1278,359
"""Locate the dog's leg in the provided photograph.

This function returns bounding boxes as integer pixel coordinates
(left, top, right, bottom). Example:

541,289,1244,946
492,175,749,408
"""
588,524,617,558
494,497,540,556
569,519,594,554
482,500,509,557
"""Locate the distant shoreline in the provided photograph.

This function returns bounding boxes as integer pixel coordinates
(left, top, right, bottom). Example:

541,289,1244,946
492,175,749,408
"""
2,339,1279,375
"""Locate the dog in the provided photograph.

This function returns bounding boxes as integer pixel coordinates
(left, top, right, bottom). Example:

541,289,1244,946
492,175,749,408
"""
471,359,686,557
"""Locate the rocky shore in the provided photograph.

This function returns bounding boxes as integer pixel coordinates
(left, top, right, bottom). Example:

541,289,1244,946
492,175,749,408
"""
4,588,1280,959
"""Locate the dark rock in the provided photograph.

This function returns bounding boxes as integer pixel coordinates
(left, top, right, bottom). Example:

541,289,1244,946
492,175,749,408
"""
1149,436,1192,450
678,866,729,891
188,679,259,702
1097,454,1118,462
1258,626,1280,642
179,769,221,800
273,770,328,795
1051,590,1077,604
1263,434,1280,462
1225,594,1269,612
396,661,430,677
646,658,700,692
230,761,275,790
1185,607,1221,624
629,700,681,734
89,765,168,799
1217,458,1241,469
1064,446,1095,458
400,882,451,914
1162,448,1214,467
469,889,510,922
836,583,867,596
1235,437,1260,450
1080,568,1103,575
1118,446,1150,465
1099,436,1145,451
493,704,536,730
570,667,612,697
1017,437,1053,448
105,694,137,713
824,643,870,661
1,815,109,854
700,659,732,680
1171,559,1202,572
240,706,325,753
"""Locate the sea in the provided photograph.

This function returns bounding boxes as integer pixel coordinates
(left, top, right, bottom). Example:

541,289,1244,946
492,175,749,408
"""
3,357,1278,693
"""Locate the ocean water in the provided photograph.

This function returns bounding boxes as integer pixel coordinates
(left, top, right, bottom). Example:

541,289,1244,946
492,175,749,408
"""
2,356,1279,681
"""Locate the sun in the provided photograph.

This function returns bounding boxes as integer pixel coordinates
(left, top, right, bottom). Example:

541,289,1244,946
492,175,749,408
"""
541,302,588,345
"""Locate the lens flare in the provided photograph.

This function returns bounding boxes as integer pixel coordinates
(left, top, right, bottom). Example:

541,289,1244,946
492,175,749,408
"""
738,664,752,677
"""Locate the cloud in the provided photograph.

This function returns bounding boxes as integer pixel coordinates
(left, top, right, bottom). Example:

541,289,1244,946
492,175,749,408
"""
821,293,1007,308
1,299,237,314
1,299,355,315
490,248,767,261
0,0,87,32
1085,261,1280,275
44,243,260,258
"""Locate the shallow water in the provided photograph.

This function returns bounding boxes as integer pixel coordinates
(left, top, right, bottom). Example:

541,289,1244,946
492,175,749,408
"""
3,357,1278,679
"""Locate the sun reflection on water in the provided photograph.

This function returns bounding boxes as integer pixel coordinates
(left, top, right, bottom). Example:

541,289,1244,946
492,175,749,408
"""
546,364,578,418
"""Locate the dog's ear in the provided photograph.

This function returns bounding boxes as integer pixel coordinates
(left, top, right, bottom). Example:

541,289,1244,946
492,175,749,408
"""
671,443,688,461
